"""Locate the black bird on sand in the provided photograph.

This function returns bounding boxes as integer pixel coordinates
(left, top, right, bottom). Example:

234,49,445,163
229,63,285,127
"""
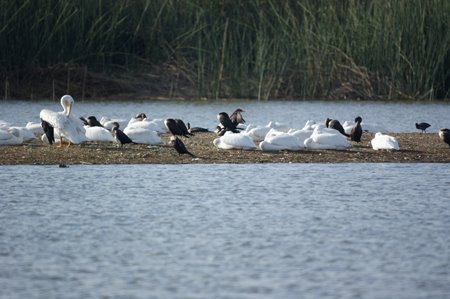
111,122,134,145
164,118,194,137
217,112,240,135
439,128,450,148
350,116,363,142
41,119,55,145
187,123,209,133
170,136,195,157
230,108,246,126
326,118,349,137
415,122,431,133
215,125,227,136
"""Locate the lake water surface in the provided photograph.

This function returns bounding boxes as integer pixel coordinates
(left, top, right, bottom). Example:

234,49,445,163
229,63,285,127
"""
1,163,449,298
1,99,449,132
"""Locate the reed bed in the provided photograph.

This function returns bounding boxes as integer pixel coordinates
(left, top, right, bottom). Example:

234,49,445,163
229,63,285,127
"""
1,0,449,100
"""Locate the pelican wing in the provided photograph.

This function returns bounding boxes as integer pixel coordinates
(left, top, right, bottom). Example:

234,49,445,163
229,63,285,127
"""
123,127,163,145
371,133,399,150
213,133,256,150
40,109,66,129
60,113,87,144
85,126,113,142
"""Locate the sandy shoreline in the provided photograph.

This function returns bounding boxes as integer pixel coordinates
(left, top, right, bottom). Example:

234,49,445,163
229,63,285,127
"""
1,132,449,165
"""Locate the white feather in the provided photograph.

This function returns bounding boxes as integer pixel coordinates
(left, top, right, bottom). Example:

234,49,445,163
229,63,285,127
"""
40,95,87,144
213,132,256,150
123,127,163,145
371,132,400,150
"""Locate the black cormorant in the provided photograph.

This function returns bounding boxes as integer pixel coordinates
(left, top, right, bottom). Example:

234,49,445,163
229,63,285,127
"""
326,118,349,137
79,116,88,126
230,108,246,126
41,119,55,145
217,112,240,134
350,116,363,142
111,122,134,145
415,122,431,133
135,113,147,120
187,123,209,133
170,136,195,157
86,116,103,127
439,128,450,148
164,118,193,137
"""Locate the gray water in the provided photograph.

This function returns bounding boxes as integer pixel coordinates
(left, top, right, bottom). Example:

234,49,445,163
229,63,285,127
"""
1,99,449,132
1,163,449,299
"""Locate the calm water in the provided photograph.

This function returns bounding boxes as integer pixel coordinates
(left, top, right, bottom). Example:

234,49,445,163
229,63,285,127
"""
1,163,449,299
1,99,449,132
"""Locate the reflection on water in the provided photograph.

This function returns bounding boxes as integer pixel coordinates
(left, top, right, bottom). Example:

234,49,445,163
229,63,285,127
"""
1,163,450,298
1,99,449,132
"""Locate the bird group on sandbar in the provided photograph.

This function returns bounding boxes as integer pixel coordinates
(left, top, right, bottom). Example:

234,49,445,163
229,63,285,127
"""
1,95,449,156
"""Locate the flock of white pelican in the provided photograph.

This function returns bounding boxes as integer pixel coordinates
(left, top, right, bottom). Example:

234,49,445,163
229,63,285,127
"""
1,95,450,154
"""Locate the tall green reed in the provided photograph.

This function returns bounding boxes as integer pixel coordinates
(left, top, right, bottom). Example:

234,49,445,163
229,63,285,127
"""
0,0,448,99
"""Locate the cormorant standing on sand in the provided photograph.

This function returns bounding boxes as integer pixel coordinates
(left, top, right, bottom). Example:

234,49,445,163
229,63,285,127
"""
187,123,209,133
111,122,134,146
350,116,363,142
170,136,195,157
217,112,240,135
230,108,246,126
416,122,431,133
165,118,194,138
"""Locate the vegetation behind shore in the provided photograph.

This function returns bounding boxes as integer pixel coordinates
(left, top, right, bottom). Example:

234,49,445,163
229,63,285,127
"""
1,0,449,100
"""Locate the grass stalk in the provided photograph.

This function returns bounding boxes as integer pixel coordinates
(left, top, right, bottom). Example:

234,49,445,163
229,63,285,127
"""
0,0,448,99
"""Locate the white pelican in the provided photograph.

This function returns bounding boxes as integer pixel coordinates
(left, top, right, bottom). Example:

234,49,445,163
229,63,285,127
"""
245,123,273,142
259,130,304,151
244,121,291,142
40,95,87,146
343,120,355,135
213,132,257,150
301,120,317,131
84,126,114,142
8,126,36,141
371,132,399,150
0,128,23,145
123,126,163,145
304,126,351,150
26,121,44,135
126,117,168,135
0,120,12,129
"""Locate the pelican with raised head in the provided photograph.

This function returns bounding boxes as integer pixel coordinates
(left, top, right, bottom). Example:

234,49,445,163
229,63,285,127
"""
40,95,86,147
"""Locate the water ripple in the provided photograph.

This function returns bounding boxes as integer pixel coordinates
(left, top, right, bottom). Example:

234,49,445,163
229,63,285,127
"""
0,163,449,298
